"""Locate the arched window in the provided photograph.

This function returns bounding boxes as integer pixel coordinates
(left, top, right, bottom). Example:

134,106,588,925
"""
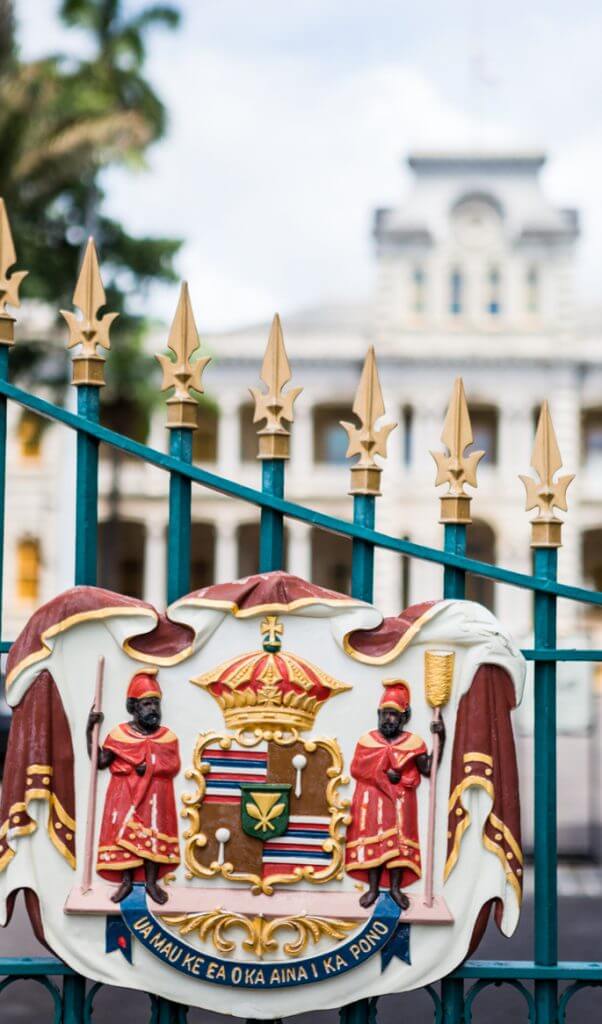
18,411,45,459
487,266,501,315
526,266,539,314
17,537,41,602
582,528,602,595
240,403,257,463
466,520,496,611
237,522,289,577
468,404,499,465
191,522,216,588
402,405,414,466
412,266,426,314
582,409,602,467
449,268,463,315
310,528,351,594
98,521,145,598
193,404,218,463
313,405,349,464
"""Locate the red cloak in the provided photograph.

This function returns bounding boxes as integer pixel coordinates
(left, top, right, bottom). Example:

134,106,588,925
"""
96,723,180,880
345,730,427,888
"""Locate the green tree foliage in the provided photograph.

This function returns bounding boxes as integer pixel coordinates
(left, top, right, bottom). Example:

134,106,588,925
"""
0,0,182,423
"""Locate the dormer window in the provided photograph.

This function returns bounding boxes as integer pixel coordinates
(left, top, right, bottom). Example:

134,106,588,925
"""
526,266,539,314
412,266,425,314
487,267,501,315
449,268,463,315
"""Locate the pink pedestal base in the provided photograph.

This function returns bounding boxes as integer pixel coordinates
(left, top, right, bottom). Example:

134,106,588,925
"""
64,884,453,924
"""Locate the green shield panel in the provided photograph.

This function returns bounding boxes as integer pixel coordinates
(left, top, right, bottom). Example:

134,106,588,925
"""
239,782,291,842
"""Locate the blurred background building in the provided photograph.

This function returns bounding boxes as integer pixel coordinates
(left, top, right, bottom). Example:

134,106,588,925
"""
6,148,601,858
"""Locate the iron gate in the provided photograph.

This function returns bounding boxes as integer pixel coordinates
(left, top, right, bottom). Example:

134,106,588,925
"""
0,234,601,1023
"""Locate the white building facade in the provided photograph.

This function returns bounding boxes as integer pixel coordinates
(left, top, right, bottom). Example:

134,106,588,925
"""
8,151,602,634
4,149,602,855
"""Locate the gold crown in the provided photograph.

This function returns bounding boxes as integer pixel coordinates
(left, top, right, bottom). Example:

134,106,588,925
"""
191,617,350,731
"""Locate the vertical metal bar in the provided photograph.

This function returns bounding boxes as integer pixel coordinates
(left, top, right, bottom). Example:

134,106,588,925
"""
351,494,375,602
63,974,86,1024
155,996,187,1023
443,523,466,600
259,459,285,572
441,976,464,1023
167,428,192,604
0,346,8,635
533,545,558,1022
441,524,466,1021
342,495,376,1024
75,385,100,585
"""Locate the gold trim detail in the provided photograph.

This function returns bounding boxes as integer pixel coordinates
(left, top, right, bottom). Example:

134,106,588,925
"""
0,198,27,327
8,594,364,689
445,770,522,906
250,313,302,460
464,751,494,767
162,909,356,959
156,281,210,430
0,766,76,872
170,593,362,619
519,400,574,549
342,603,443,665
181,730,350,895
6,604,157,690
431,378,483,524
340,347,396,496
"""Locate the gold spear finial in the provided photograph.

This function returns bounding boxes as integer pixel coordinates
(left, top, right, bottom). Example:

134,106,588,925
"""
249,313,302,458
156,282,211,429
340,346,396,495
431,377,484,523
519,400,574,547
60,237,118,386
0,198,28,344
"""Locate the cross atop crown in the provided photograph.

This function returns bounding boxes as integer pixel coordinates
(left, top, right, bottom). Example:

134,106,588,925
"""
261,616,283,652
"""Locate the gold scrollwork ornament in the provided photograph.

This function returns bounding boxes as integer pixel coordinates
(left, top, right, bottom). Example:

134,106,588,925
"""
162,909,356,959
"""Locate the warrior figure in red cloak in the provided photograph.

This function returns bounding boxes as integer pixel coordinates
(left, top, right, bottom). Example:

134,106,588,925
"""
345,680,445,910
87,671,180,904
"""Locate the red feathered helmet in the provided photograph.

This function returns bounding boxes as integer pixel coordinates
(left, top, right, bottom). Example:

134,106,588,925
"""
127,670,162,701
379,679,410,713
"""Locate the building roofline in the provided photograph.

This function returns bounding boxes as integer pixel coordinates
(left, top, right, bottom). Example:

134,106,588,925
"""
407,150,547,172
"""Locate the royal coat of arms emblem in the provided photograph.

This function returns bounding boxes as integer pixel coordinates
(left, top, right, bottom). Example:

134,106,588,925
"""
0,572,525,1016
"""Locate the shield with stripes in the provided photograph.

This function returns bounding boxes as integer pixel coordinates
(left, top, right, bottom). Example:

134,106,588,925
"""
187,733,337,888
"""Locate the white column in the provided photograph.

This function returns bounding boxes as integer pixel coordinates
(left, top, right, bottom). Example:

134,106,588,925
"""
215,520,238,584
499,401,532,480
495,519,532,643
550,383,580,634
381,389,402,469
143,520,167,608
372,495,402,616
217,396,241,476
412,400,444,481
287,520,311,581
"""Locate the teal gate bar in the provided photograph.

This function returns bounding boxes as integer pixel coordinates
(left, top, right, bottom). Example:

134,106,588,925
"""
0,223,601,1022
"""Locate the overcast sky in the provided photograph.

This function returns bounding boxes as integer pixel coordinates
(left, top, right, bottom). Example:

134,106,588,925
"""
18,0,602,329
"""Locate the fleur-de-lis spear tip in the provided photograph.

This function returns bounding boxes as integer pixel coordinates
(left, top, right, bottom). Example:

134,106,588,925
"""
430,377,484,523
0,198,28,342
341,346,396,495
519,400,574,548
60,236,118,385
156,281,211,429
249,313,302,458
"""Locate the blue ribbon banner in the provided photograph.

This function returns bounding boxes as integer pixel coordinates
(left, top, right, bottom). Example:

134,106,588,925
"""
107,886,410,988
